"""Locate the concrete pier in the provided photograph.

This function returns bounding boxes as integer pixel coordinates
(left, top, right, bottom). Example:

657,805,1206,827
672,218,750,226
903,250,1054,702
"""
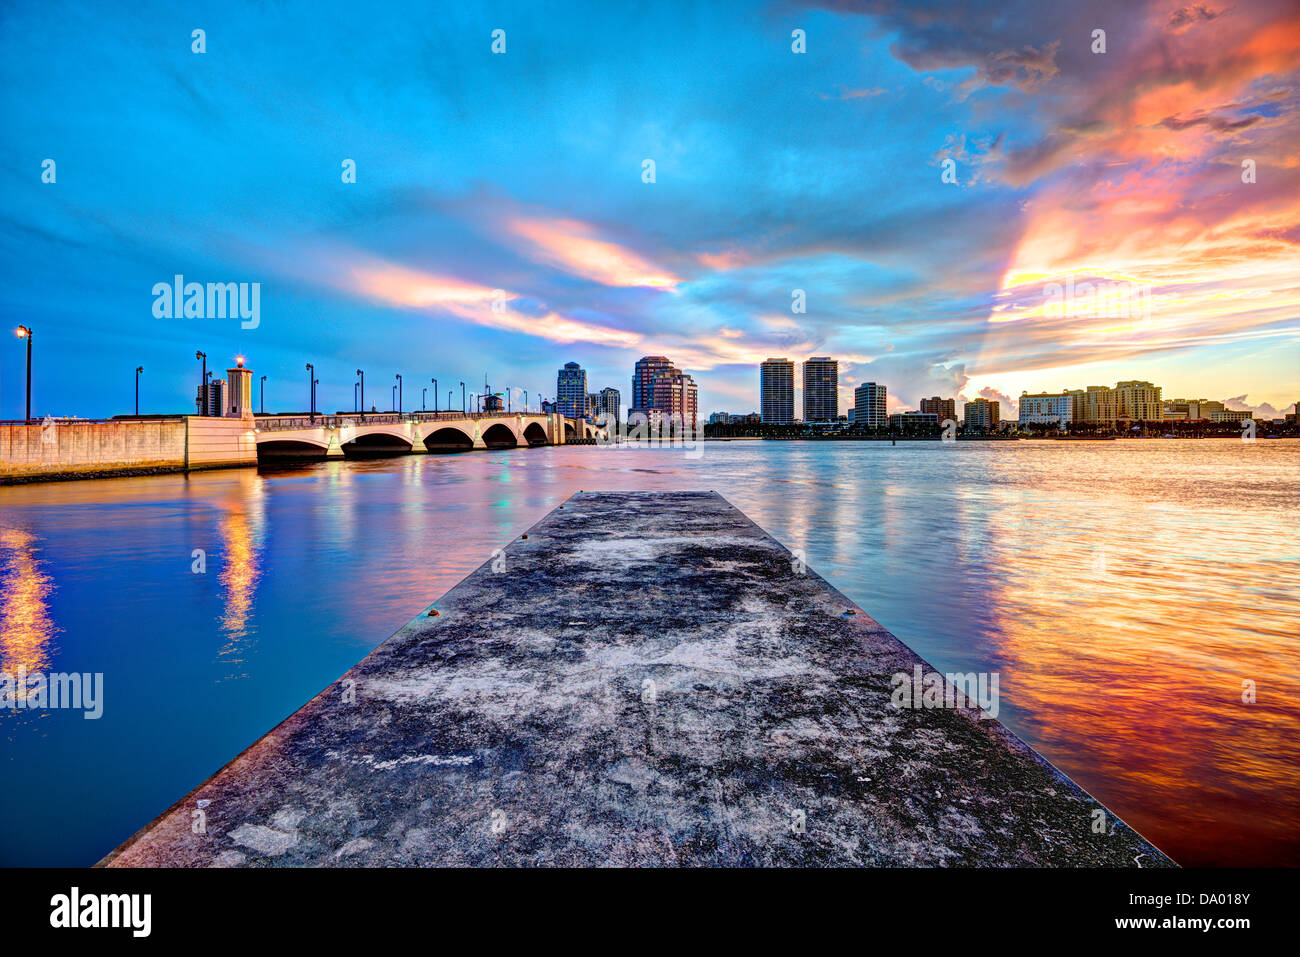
102,491,1172,867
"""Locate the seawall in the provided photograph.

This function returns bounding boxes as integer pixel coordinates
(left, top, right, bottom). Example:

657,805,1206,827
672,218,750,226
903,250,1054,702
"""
0,415,257,484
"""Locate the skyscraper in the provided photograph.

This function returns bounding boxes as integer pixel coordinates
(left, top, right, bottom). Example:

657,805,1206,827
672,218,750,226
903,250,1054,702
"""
853,382,887,428
802,357,838,421
597,387,621,424
760,358,795,424
556,361,587,418
631,355,697,432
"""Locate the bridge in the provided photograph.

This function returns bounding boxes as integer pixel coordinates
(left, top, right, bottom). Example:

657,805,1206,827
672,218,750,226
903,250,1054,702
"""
253,410,603,461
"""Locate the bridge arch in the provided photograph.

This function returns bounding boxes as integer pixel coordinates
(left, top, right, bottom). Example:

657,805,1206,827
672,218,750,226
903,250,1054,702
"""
342,430,413,457
257,438,329,462
424,426,474,452
523,422,548,446
482,423,519,450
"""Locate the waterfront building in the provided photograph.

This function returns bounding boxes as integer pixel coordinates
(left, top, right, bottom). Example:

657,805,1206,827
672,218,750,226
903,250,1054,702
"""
853,382,887,428
802,357,838,422
1018,391,1073,427
631,355,697,432
1114,380,1162,421
919,396,956,424
595,387,621,424
889,411,939,429
760,358,795,424
196,378,228,417
556,362,587,419
1210,409,1253,423
1068,385,1117,425
963,397,1000,432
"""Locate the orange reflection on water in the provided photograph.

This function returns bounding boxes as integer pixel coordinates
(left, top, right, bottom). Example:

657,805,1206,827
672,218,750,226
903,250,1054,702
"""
216,500,263,676
0,527,57,704
986,481,1300,866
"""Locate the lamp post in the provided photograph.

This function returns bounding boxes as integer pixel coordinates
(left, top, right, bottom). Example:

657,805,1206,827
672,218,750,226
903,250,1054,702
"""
356,369,365,419
135,365,143,415
260,375,267,414
195,350,207,416
421,387,427,411
523,390,529,413
447,390,453,411
506,386,512,413
391,384,397,411
353,381,359,413
460,381,465,414
431,378,438,412
395,373,402,414
305,363,315,422
14,326,33,422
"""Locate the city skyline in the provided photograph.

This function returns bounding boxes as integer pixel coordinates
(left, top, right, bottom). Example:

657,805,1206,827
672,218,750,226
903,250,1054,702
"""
2,0,1296,423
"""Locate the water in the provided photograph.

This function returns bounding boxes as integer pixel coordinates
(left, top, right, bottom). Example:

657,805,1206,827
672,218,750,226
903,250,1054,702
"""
2,438,1297,867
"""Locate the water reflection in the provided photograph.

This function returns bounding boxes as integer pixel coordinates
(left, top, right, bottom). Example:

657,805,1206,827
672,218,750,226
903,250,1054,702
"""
0,439,1296,865
215,477,265,678
0,527,58,707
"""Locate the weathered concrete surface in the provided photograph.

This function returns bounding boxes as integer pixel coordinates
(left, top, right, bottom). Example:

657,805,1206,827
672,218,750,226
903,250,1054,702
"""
102,491,1172,867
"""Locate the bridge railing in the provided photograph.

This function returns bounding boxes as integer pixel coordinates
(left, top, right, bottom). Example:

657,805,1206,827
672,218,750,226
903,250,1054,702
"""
254,411,550,432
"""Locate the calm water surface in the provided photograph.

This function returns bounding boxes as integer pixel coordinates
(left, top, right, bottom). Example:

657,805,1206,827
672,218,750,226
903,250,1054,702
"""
2,438,1298,866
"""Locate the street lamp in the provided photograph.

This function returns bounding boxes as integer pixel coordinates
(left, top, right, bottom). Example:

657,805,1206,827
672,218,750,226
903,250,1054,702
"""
135,365,143,416
354,381,359,413
523,389,529,413
10,326,34,422
506,386,512,413
305,363,315,421
395,373,402,414
460,381,465,414
447,390,452,411
195,350,207,416
431,377,438,412
391,384,397,411
356,369,365,418
260,375,267,414
421,387,427,411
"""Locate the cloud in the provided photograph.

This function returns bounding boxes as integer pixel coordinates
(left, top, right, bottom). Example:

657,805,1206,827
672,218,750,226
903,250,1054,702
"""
507,217,681,289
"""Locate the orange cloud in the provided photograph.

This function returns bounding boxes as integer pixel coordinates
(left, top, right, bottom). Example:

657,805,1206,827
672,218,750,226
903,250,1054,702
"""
509,217,680,288
349,261,642,347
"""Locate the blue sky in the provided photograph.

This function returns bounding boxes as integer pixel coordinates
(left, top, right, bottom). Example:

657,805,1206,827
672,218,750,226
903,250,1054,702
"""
2,0,1297,419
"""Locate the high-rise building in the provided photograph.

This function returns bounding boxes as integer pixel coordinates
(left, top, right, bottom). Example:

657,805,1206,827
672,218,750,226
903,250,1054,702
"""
802,357,838,422
556,361,587,418
853,382,887,428
1018,391,1073,427
1114,380,1162,421
760,358,795,424
1069,386,1117,425
631,355,696,431
919,396,956,424
592,387,621,424
196,378,228,417
963,397,1000,431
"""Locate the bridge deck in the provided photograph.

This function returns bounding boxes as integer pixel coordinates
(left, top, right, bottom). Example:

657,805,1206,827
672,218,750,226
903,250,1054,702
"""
102,491,1171,866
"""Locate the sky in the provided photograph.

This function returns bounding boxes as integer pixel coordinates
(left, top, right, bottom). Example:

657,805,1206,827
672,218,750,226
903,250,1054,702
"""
1,0,1297,421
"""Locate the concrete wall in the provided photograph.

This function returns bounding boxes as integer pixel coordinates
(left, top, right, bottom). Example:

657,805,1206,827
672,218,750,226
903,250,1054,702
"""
1,416,257,483
185,415,258,471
